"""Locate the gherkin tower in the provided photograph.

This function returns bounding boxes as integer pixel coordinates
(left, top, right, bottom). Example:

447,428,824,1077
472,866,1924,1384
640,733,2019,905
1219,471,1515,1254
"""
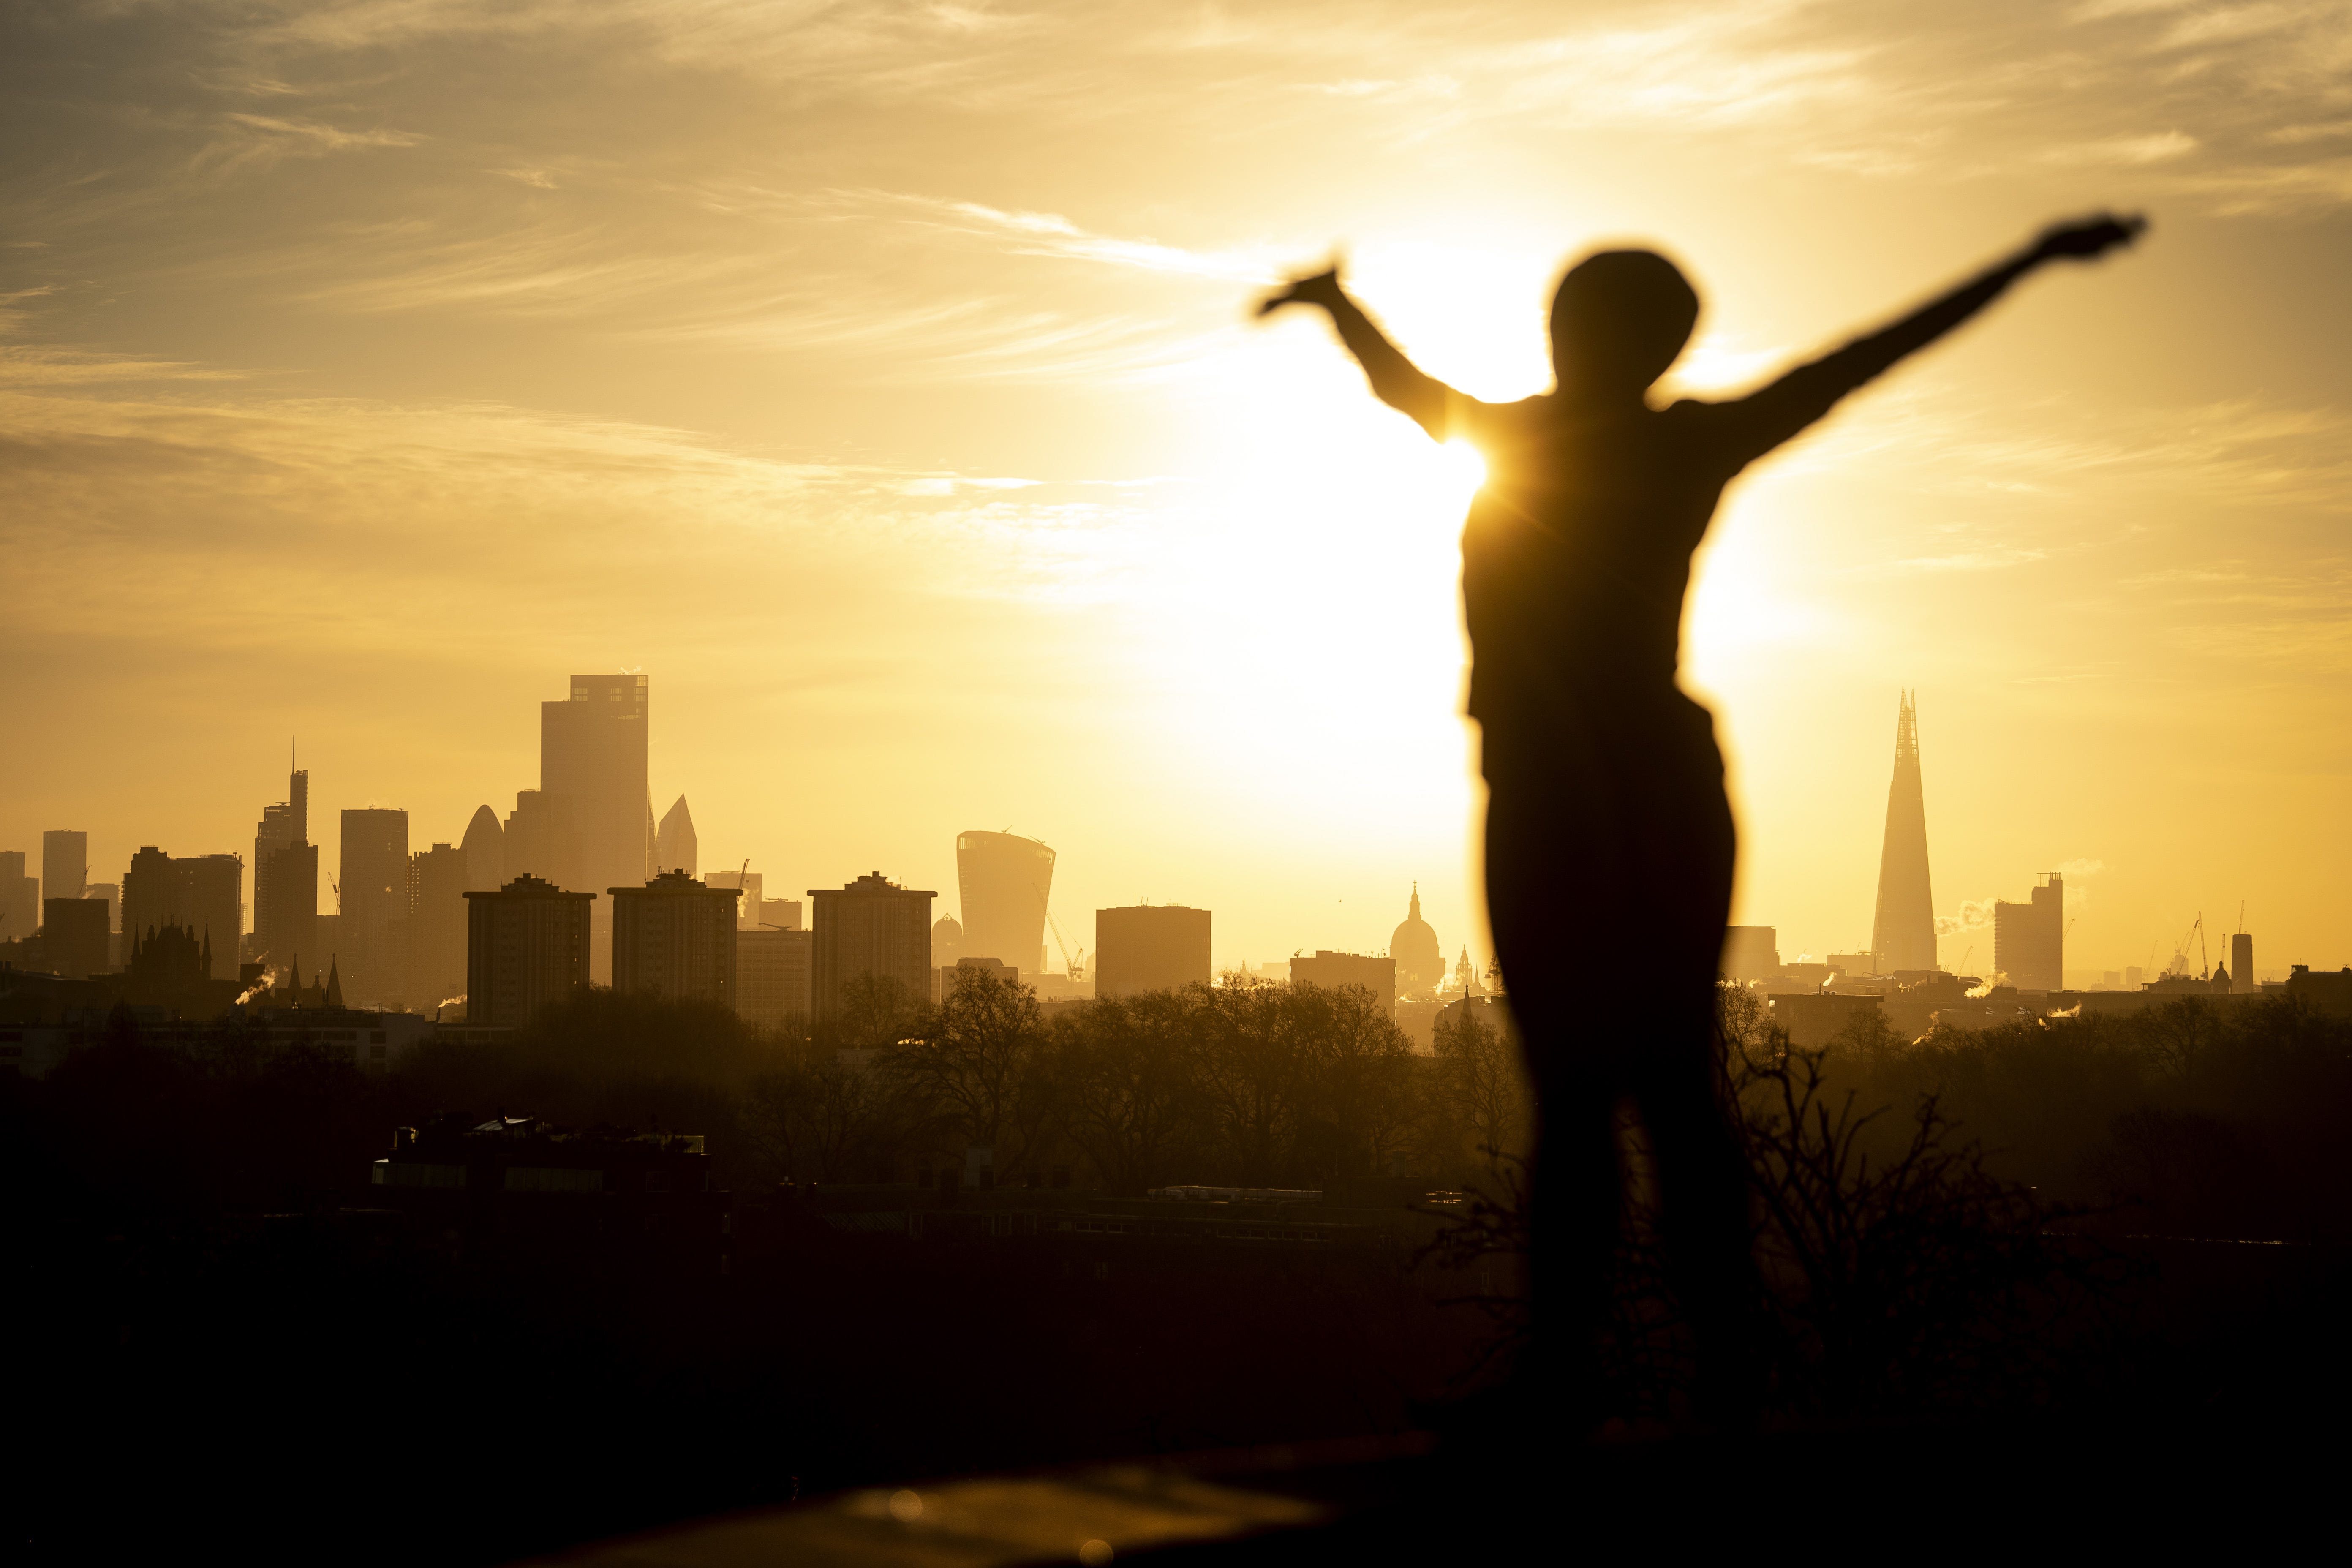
1870,693,1939,973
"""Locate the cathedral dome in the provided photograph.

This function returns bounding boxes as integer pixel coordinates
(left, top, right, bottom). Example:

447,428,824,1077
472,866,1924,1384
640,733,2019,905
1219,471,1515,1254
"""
931,914,964,968
1389,885,1444,996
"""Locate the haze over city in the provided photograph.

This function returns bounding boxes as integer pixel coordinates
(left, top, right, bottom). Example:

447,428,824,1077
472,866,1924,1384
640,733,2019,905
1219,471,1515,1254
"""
11,1,2352,973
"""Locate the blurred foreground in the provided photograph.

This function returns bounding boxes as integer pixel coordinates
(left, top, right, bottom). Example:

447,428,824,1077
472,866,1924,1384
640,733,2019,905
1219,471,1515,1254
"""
7,980,2351,1562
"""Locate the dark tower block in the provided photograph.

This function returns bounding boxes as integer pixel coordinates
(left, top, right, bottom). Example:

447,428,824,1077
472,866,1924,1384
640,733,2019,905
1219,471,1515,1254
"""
465,875,594,1027
41,830,86,904
340,808,409,1006
254,767,315,973
542,673,652,987
1870,692,1939,974
809,872,935,1022
407,842,469,1007
1094,905,1211,998
43,898,109,980
122,846,245,981
1993,874,2065,991
609,871,741,1007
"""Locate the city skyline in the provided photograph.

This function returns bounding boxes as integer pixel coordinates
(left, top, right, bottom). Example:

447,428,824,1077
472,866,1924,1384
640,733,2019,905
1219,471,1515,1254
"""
0,669,2317,984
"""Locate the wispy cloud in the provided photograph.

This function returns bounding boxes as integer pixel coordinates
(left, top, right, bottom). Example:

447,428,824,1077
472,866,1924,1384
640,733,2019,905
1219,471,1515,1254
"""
223,113,422,152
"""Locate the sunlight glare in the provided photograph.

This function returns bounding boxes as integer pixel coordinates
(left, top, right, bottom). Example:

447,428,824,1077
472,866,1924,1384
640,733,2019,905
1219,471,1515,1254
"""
1439,438,1487,491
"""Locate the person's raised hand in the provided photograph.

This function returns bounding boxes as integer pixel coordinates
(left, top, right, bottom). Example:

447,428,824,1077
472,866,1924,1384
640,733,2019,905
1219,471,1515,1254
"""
2032,212,2148,263
1255,263,1345,318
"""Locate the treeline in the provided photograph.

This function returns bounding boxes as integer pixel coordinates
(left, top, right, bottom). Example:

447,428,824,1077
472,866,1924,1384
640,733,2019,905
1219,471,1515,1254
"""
747,974,1528,1193
1729,986,2352,1243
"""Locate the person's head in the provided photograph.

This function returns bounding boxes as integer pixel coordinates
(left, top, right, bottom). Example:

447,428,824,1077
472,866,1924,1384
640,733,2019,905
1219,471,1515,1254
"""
1549,249,1699,400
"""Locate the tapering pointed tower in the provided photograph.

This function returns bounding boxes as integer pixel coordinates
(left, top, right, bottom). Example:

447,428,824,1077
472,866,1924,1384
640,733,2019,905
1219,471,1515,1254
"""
1870,692,1939,972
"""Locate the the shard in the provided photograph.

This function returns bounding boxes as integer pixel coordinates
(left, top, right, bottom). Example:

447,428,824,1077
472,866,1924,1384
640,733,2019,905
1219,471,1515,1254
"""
1870,692,1938,973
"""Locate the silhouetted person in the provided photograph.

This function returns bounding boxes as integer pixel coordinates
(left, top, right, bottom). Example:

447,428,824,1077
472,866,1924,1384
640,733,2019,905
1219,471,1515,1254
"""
1261,214,2143,1424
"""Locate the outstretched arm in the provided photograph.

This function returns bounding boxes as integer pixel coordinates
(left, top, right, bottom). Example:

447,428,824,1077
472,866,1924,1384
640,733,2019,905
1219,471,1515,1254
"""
1258,265,1454,439
1723,213,2146,464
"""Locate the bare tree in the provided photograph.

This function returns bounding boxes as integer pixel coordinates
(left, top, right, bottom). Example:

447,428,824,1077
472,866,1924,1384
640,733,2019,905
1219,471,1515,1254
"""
1432,1002,1530,1175
887,968,1051,1180
1051,989,1206,1192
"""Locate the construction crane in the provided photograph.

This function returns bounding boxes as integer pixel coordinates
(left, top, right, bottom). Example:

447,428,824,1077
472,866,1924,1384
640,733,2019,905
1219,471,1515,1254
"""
2161,913,2207,979
1036,887,1084,983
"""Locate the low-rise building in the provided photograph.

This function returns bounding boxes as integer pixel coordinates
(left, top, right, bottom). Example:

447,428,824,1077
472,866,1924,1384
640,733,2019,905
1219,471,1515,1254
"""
1291,950,1397,1019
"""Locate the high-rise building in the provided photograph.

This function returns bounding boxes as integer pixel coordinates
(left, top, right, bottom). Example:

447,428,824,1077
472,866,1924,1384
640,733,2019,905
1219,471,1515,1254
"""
2232,931,2255,994
503,789,580,890
610,871,740,1006
464,874,594,1027
738,927,813,1035
340,808,410,1006
956,831,1055,975
0,852,35,943
1292,949,1398,1018
84,882,120,968
1388,885,1443,995
120,847,243,979
41,830,86,904
809,871,935,1021
1094,905,1211,998
542,673,652,985
253,767,316,974
407,842,469,1005
43,898,109,980
460,804,504,891
1992,874,2063,991
656,795,697,875
1870,692,1938,974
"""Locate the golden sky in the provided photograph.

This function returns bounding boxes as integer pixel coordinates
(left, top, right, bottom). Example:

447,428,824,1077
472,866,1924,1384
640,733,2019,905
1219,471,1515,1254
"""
8,0,2352,979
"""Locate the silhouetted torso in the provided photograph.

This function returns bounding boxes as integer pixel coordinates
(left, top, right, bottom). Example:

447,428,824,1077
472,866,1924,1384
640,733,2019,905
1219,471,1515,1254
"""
1457,396,1770,728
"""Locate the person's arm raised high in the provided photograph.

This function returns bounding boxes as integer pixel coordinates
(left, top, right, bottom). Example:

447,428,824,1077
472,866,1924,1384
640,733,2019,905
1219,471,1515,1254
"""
1718,213,2146,466
1258,264,1455,441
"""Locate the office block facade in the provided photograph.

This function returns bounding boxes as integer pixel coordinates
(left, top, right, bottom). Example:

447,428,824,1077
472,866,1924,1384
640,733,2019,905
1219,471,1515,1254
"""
122,846,244,980
957,830,1055,975
0,851,34,944
1992,874,2064,991
253,768,316,973
610,871,741,1007
809,872,935,1021
1291,949,1398,1018
340,808,410,1006
1094,904,1211,998
407,841,469,1006
738,926,813,1036
41,830,85,903
542,673,651,985
43,898,109,980
464,875,594,1027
